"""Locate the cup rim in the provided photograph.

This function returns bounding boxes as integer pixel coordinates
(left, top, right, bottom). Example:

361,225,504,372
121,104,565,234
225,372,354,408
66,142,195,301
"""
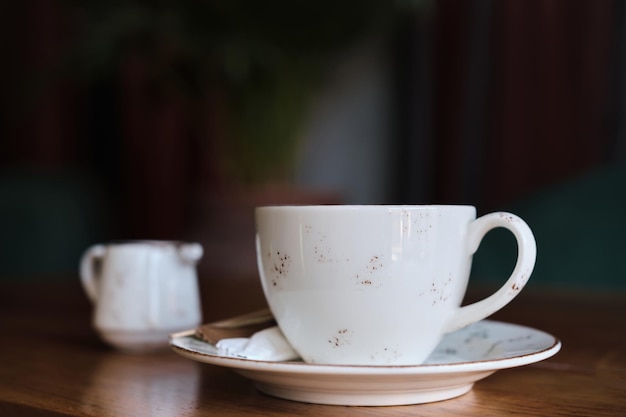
256,204,476,211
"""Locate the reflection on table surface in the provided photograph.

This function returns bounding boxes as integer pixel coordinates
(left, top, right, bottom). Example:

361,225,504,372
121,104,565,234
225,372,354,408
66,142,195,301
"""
0,277,625,416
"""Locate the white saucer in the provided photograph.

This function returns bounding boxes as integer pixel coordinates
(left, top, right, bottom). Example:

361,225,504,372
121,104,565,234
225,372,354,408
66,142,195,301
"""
170,320,560,406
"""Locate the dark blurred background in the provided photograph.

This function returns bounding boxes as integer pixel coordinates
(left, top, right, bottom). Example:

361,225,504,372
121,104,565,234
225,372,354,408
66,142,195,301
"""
1,0,624,290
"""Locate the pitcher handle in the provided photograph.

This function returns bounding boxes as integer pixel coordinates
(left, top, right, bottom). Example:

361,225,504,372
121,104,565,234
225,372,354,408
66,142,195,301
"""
444,212,537,332
79,244,107,303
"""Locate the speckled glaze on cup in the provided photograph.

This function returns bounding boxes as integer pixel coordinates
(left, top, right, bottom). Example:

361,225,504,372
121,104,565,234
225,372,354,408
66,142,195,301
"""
256,205,536,366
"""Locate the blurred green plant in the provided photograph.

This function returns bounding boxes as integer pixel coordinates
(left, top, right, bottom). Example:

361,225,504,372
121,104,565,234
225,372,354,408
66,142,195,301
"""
66,0,426,184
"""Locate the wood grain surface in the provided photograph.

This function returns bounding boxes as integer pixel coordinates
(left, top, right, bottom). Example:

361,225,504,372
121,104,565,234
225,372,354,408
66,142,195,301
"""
0,277,624,416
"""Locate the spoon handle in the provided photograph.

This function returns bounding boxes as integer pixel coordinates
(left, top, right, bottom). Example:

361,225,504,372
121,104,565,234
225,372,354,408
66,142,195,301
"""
196,309,275,344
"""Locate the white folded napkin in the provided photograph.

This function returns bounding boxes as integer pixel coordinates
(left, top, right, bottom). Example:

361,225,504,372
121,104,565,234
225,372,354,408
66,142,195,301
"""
215,326,300,361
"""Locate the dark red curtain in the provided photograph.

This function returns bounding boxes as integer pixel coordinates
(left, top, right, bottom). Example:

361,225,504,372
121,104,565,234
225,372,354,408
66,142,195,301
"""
429,0,616,209
2,0,620,237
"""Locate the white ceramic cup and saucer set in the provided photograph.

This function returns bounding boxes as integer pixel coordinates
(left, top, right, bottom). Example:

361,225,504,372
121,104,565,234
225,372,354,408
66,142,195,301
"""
80,240,204,353
170,205,561,405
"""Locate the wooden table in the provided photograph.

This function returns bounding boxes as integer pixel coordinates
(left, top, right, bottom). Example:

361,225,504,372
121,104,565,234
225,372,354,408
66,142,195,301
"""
1,277,625,416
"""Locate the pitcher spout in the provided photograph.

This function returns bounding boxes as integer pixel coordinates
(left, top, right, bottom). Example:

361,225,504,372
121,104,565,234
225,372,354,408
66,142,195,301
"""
178,243,204,264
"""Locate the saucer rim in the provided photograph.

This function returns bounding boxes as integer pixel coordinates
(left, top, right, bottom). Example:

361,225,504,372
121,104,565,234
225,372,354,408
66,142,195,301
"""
170,319,561,375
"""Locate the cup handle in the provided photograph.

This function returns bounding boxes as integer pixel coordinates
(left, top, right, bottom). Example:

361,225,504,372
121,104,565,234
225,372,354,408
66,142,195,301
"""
79,244,107,303
444,212,537,333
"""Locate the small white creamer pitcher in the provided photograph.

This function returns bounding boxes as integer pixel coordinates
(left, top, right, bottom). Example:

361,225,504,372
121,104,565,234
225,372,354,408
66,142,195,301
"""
80,240,203,352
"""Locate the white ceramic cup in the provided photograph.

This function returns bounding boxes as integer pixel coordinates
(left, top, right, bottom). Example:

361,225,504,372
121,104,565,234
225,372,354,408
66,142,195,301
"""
255,205,536,365
80,240,203,352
